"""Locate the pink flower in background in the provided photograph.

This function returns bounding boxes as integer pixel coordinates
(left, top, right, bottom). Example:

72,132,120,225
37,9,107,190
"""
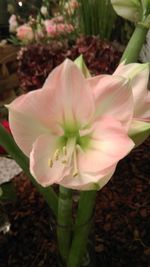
44,19,74,37
51,16,64,23
16,24,34,43
57,23,74,34
7,59,134,190
65,0,80,14
44,20,59,37
64,24,74,33
70,0,80,9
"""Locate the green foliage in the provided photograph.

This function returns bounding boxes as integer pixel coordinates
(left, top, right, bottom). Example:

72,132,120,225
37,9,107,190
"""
0,181,16,202
0,0,9,25
77,0,117,40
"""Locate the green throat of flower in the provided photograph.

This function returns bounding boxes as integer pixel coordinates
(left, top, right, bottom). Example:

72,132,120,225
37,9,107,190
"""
48,125,91,177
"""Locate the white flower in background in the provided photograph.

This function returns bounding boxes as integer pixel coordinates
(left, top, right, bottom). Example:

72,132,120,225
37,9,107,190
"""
9,14,18,33
41,6,48,16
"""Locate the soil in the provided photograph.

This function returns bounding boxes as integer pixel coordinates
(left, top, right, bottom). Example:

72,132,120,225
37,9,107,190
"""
0,138,150,267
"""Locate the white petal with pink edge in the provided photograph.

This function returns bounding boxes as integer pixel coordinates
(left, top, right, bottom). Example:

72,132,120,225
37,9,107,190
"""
87,74,133,131
77,117,134,174
114,62,150,119
8,106,50,156
43,59,95,128
30,134,71,187
60,164,116,191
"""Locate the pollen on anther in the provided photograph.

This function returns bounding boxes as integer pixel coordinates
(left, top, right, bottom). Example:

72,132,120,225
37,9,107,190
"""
73,171,78,177
63,146,67,156
61,159,67,164
48,159,53,168
53,149,60,160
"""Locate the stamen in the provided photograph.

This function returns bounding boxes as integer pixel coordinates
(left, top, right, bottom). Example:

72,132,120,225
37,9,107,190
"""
73,171,78,177
53,149,60,160
63,146,67,156
62,159,67,164
48,159,53,168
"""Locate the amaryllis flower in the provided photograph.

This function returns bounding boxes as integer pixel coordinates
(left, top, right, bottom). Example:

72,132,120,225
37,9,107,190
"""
113,62,150,145
7,59,134,190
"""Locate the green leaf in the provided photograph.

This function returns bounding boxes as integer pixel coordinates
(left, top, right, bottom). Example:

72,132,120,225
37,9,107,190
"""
0,182,16,202
141,0,150,17
74,55,91,78
129,119,150,147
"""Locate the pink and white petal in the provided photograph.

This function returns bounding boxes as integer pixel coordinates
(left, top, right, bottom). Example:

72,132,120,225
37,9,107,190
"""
7,89,64,133
8,108,50,156
60,164,116,191
114,62,150,115
43,58,95,127
134,92,150,120
7,88,66,156
78,117,134,174
128,119,150,147
30,134,71,187
87,74,133,131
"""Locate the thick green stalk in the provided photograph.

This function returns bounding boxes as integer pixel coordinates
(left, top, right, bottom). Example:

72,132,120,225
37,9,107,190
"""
120,24,148,64
67,190,97,267
57,186,73,264
0,124,58,216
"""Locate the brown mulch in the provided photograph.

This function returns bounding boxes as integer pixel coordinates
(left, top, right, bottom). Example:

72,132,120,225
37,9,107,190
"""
0,138,150,267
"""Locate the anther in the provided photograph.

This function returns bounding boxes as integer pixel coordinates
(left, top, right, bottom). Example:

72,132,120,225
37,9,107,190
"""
48,159,53,168
73,171,78,177
53,149,60,160
63,146,67,156
62,159,67,164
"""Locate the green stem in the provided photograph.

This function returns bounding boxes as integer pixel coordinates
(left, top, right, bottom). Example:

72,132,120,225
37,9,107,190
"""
67,190,97,267
0,124,58,216
57,186,73,264
120,24,148,64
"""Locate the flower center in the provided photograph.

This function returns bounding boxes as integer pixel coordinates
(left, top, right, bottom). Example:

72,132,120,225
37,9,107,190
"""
48,145,67,168
48,137,80,177
48,124,91,178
